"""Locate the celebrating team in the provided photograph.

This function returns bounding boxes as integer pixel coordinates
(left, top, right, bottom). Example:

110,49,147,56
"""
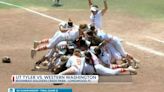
31,0,139,75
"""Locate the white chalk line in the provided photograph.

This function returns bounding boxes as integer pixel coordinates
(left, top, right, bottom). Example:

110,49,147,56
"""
146,36,164,44
0,1,64,23
0,1,164,57
126,42,164,57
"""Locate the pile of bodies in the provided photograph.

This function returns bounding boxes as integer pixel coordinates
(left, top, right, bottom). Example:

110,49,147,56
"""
30,20,139,75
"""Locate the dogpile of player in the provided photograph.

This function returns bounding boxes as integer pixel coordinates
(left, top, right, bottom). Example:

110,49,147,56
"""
30,19,139,76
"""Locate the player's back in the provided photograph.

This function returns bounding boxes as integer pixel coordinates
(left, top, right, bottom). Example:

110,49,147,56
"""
63,28,79,41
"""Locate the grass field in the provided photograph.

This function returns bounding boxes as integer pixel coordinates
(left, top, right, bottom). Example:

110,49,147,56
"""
0,0,164,20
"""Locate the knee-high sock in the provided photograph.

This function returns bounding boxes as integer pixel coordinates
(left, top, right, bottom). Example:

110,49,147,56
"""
36,45,48,51
40,38,49,44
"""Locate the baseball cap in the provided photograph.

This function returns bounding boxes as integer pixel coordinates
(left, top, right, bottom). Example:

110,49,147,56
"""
59,22,68,30
90,6,98,12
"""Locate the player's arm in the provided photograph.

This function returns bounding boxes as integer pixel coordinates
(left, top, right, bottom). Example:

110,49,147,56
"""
88,0,93,8
101,0,108,16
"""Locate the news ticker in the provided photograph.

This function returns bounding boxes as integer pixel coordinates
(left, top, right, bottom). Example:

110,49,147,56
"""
8,88,72,92
12,75,98,84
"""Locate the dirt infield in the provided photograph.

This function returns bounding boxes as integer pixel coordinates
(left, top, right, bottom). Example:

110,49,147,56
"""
0,9,164,92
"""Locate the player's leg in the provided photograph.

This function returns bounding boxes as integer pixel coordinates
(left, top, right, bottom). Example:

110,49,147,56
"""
34,31,62,48
100,52,129,69
45,48,57,69
34,56,48,69
33,31,60,49
110,36,127,57
107,43,139,68
111,36,139,64
110,63,129,69
100,51,112,65
33,38,50,49
33,49,55,69
31,34,62,58
107,44,122,63
95,64,137,75
31,45,48,58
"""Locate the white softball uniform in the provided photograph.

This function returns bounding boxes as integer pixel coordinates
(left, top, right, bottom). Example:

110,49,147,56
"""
83,51,122,75
49,25,78,42
48,30,61,43
90,46,112,65
95,64,123,75
90,10,102,30
99,49,112,65
97,31,127,59
47,28,79,49
66,55,84,75
110,36,127,57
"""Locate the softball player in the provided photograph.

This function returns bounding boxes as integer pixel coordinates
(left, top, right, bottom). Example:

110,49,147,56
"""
52,55,69,74
85,28,126,60
33,19,75,49
90,46,128,69
82,51,137,75
34,41,69,70
88,27,139,68
59,49,84,75
88,26,132,60
88,0,108,30
31,24,88,58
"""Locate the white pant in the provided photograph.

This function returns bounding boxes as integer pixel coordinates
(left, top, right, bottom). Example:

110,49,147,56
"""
110,36,127,57
83,63,121,75
95,64,122,75
47,33,64,48
99,51,112,65
107,44,122,60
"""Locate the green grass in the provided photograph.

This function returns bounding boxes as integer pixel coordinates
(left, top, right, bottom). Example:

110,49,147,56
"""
0,0,164,20
109,0,164,19
0,0,53,8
